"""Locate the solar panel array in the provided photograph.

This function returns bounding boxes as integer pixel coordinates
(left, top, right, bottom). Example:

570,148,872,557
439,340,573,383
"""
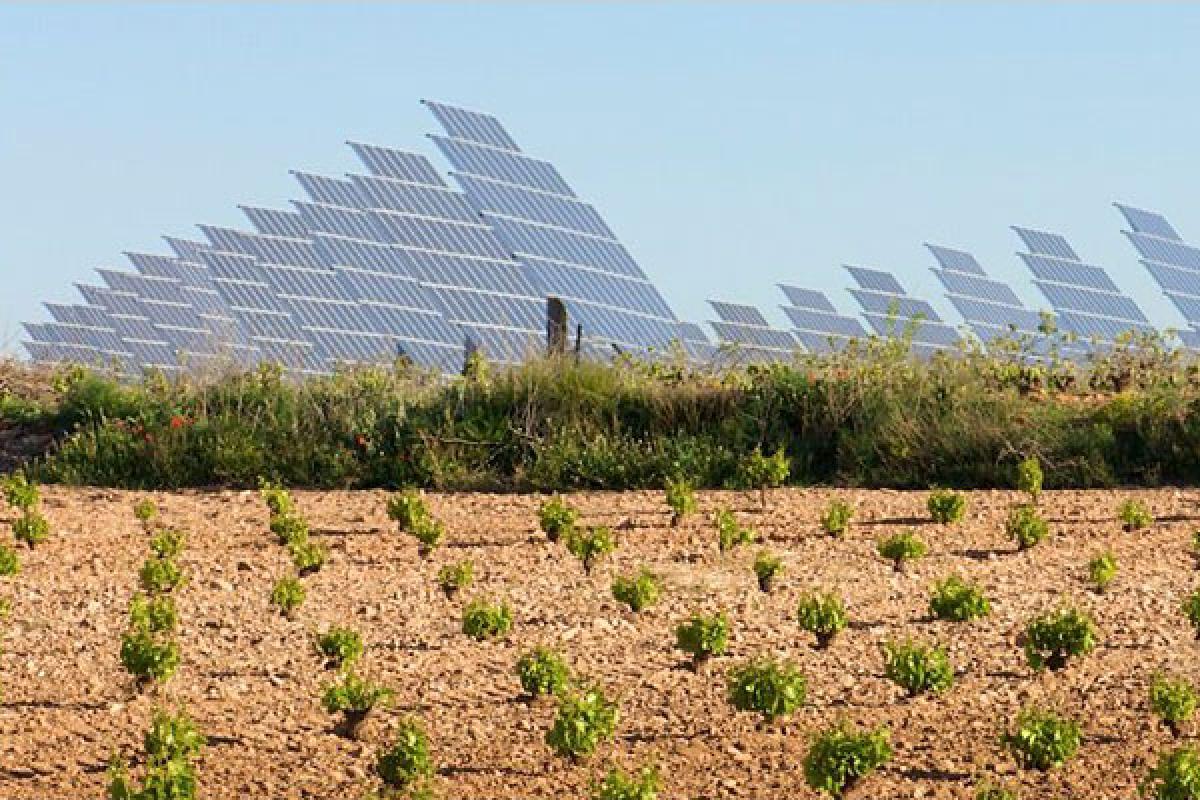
845,265,964,357
1115,204,1200,349
1014,226,1154,345
707,300,798,364
777,284,868,352
926,244,1044,345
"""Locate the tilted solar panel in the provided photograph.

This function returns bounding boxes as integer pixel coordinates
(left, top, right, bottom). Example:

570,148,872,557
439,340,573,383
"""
1116,203,1200,348
844,265,964,355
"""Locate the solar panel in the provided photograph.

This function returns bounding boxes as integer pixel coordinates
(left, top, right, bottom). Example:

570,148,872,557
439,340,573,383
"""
843,265,964,355
1116,203,1200,348
779,285,837,314
705,300,797,364
926,243,1045,347
710,301,769,327
845,265,906,295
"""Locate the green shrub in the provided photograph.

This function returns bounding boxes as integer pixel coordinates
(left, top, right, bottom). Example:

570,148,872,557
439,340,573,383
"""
546,684,618,760
1024,606,1098,671
12,510,49,548
516,646,571,698
820,498,854,538
107,707,205,800
1151,675,1198,738
753,549,784,592
734,447,790,505
927,489,967,525
315,626,364,669
797,590,848,648
1119,498,1154,531
1,472,38,512
128,594,177,634
409,515,445,558
929,575,990,622
567,526,617,574
119,628,180,686
133,498,158,528
876,531,927,571
975,783,1019,800
726,656,807,721
289,537,327,575
259,481,294,516
1016,456,1043,504
611,568,662,612
674,611,729,670
538,495,578,542
882,639,954,696
1007,504,1048,550
376,717,434,790
1089,550,1117,592
592,763,661,800
149,529,186,560
802,722,892,798
437,560,474,597
387,490,430,532
462,598,513,640
1190,531,1200,567
1140,747,1200,800
664,478,698,526
0,544,19,577
270,576,305,617
139,556,185,594
1002,708,1081,770
714,507,756,553
269,512,309,546
322,670,393,736
1185,589,1200,639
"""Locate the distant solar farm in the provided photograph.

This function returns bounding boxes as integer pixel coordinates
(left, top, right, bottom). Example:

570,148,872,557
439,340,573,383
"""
20,101,1200,375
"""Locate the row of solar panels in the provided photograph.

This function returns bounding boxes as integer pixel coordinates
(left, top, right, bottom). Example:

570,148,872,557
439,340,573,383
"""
22,100,703,376
706,205,1200,363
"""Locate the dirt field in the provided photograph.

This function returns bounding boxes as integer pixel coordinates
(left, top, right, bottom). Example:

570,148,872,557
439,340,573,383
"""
2,487,1199,799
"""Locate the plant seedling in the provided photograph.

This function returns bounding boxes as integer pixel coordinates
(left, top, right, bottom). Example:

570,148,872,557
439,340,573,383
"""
139,556,185,594
12,509,49,548
133,498,159,530
1023,607,1098,671
1,473,38,512
975,783,1019,800
387,490,430,533
1190,531,1200,568
437,560,474,597
674,612,729,671
736,447,790,508
715,507,756,553
538,496,579,543
128,593,177,634
876,531,927,572
315,626,364,670
259,481,294,516
270,512,309,547
1002,708,1080,771
149,529,186,560
1140,746,1200,800
797,590,848,649
409,515,445,558
1088,550,1117,593
726,656,807,721
516,647,571,699
270,576,306,618
1185,589,1200,639
567,527,617,574
664,478,698,527
0,544,18,577
1150,675,1198,738
820,499,854,538
462,598,513,640
1007,504,1048,550
108,707,205,800
321,670,393,739
882,639,953,696
1016,456,1043,504
802,722,892,798
120,628,180,687
929,575,991,622
376,716,434,791
592,763,661,800
546,684,618,761
1118,498,1153,531
927,489,967,525
611,568,662,612
753,550,784,592
289,538,327,575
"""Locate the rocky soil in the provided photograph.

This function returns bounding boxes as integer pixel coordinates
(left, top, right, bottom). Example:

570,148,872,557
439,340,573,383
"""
2,487,1199,799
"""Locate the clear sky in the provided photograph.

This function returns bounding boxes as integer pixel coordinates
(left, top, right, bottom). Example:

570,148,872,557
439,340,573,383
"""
4,2,1200,352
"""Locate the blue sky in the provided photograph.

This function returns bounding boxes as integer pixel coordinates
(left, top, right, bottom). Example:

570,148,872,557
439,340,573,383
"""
4,2,1200,351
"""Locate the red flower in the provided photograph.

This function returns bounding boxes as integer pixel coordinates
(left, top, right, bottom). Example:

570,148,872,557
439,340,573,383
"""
170,415,188,429
354,434,369,448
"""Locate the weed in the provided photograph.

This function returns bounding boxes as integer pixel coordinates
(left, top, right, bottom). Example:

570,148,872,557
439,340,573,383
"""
1119,498,1154,531
516,647,571,698
797,590,848,648
462,598,513,640
289,538,328,575
665,478,698,526
0,544,18,577
119,628,180,686
13,509,49,548
1088,550,1117,592
270,576,306,617
315,626,364,669
753,550,784,592
715,507,756,553
546,684,618,760
1140,746,1200,800
1151,675,1198,738
139,556,185,594
927,489,967,525
128,594,177,634
1,472,38,512
567,527,617,574
322,670,393,737
538,496,579,543
882,639,954,696
929,575,991,622
1023,607,1098,671
674,612,729,671
1185,589,1200,638
802,721,892,798
726,656,807,721
387,490,430,532
1016,456,1043,504
108,707,205,800
1007,504,1049,551
876,531,927,572
149,529,186,560
820,499,854,538
376,717,434,790
611,568,662,612
437,560,474,597
1002,708,1081,771
592,763,661,800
